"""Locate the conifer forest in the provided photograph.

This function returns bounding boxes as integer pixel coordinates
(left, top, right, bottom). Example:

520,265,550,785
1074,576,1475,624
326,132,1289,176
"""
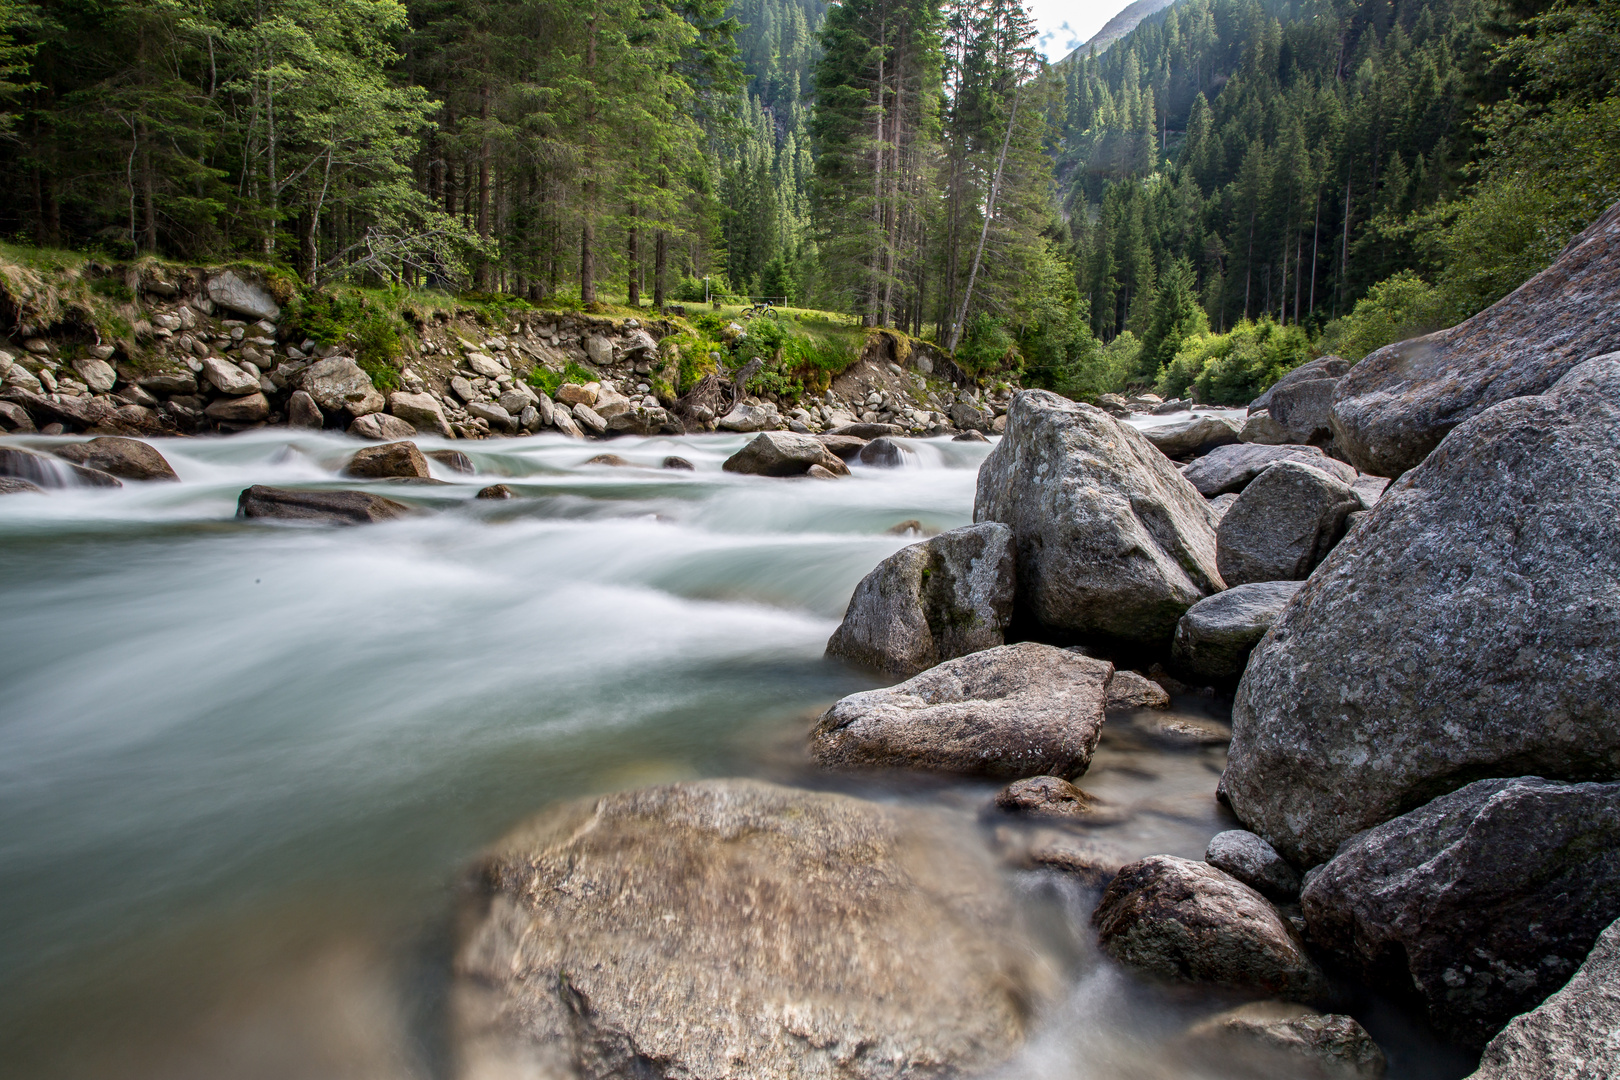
0,0,1614,402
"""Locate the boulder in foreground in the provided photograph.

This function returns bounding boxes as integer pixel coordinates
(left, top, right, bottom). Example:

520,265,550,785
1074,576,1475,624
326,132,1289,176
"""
1302,777,1620,1049
1224,356,1620,867
1093,854,1329,1002
722,431,849,477
811,642,1113,779
452,779,1056,1080
237,485,414,525
973,391,1223,648
825,522,1014,676
1467,916,1620,1080
1331,200,1620,477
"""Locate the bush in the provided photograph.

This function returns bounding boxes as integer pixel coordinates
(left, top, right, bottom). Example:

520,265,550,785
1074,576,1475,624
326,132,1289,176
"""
526,360,597,397
1156,319,1315,406
1317,271,1451,361
954,312,1019,374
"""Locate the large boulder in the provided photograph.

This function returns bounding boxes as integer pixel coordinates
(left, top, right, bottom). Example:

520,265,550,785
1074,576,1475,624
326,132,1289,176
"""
1141,414,1243,459
0,445,121,488
345,441,431,480
1239,410,1289,445
1467,916,1620,1080
972,391,1223,648
451,779,1056,1080
1331,201,1620,477
1250,357,1350,416
1215,462,1359,586
52,437,177,481
1223,357,1620,867
388,391,453,438
825,522,1014,676
722,432,849,477
810,642,1113,779
1302,777,1620,1049
1092,855,1329,1002
236,485,413,525
1181,443,1355,497
1268,376,1342,447
297,357,384,417
717,401,775,432
1172,581,1303,681
206,270,281,321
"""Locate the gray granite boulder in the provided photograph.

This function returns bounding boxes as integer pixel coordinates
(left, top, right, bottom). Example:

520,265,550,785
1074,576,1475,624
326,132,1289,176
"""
347,412,417,441
1142,414,1243,459
1467,917,1620,1080
1093,855,1329,1002
723,431,849,477
825,522,1014,676
1206,829,1301,902
1268,376,1341,447
1182,443,1355,497
1250,357,1350,416
388,391,452,438
297,356,384,417
1216,462,1359,585
452,779,1057,1080
811,642,1113,779
1302,777,1620,1048
1224,357,1620,867
206,270,281,320
1239,410,1289,444
1172,581,1304,680
1331,200,1620,477
52,437,177,481
973,391,1223,648
236,485,413,525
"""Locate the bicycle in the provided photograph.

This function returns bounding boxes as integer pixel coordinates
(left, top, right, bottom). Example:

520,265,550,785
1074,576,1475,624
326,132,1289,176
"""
741,299,779,321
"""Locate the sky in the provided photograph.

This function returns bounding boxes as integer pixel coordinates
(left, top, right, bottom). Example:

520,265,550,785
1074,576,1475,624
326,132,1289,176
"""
1031,0,1129,60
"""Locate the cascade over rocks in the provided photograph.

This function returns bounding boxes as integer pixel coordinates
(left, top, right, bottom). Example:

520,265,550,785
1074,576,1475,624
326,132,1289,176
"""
1331,200,1620,477
1182,443,1354,497
722,431,849,477
52,437,177,481
825,522,1015,676
1092,855,1330,1002
1215,462,1359,586
236,485,414,525
811,642,1113,779
1467,917,1620,1080
452,779,1057,1080
1172,581,1303,681
1302,777,1620,1049
0,445,121,487
1224,357,1620,867
973,390,1223,648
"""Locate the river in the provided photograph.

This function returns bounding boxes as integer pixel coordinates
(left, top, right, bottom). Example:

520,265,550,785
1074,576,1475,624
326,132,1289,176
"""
0,422,1472,1079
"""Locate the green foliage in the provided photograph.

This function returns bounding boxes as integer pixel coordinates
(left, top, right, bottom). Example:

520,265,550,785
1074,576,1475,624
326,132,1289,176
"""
284,287,410,389
1159,319,1314,406
954,312,1018,374
1318,271,1450,362
527,360,597,397
89,277,134,302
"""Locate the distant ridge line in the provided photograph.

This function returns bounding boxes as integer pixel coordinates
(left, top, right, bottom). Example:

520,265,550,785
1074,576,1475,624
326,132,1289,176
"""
1056,0,1178,65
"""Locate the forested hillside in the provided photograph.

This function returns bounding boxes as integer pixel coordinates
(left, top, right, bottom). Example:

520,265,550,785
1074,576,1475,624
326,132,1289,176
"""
0,0,1612,400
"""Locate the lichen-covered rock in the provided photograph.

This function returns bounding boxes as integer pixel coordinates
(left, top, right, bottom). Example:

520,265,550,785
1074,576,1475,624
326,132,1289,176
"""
973,391,1223,648
811,642,1113,779
452,779,1056,1080
1181,443,1355,497
1331,200,1620,477
1467,917,1620,1080
345,441,431,480
236,485,413,525
1092,855,1329,1002
1216,462,1359,586
1301,777,1620,1049
1268,377,1341,447
1142,414,1243,459
1224,357,1620,867
1206,830,1301,902
52,437,177,481
825,522,1014,676
1172,581,1304,681
722,431,848,477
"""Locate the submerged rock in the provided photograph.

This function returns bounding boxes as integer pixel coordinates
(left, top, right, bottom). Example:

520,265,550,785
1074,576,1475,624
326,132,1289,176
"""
1105,669,1171,710
1171,581,1304,681
52,437,177,481
1175,1001,1386,1080
825,522,1015,676
722,431,848,477
1331,200,1620,477
452,779,1056,1080
236,485,413,525
1224,357,1620,866
1093,855,1329,1002
1215,462,1359,586
1302,777,1620,1049
973,391,1223,648
993,775,1098,819
1467,916,1620,1080
0,476,44,495
811,642,1113,779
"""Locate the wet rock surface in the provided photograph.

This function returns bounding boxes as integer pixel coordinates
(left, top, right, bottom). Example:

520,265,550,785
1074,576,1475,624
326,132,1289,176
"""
1331,200,1620,477
1225,357,1620,866
973,391,1222,647
993,775,1098,818
825,522,1015,676
51,437,178,481
1302,776,1620,1049
452,779,1056,1080
345,441,431,480
811,642,1113,779
236,485,414,525
722,431,849,477
1175,1001,1386,1080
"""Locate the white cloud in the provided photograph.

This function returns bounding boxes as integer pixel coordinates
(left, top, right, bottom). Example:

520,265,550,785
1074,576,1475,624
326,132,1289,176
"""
1030,0,1129,61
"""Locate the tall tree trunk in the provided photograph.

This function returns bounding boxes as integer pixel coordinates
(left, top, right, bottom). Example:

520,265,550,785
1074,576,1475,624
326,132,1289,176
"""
476,83,493,290
626,204,640,307
139,126,158,253
867,9,886,326
580,16,599,306
654,230,667,309
1309,190,1320,316
1243,211,1255,319
1338,175,1352,316
948,86,1021,353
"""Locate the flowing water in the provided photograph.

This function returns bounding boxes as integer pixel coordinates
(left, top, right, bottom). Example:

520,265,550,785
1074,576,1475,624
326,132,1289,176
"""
0,422,1473,1079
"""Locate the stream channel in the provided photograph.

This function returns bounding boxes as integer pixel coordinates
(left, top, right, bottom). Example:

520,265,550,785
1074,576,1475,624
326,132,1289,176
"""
0,421,1474,1079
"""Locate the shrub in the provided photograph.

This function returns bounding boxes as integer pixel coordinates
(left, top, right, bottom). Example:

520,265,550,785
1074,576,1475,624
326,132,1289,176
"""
1318,271,1451,361
527,360,596,397
1165,319,1315,406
